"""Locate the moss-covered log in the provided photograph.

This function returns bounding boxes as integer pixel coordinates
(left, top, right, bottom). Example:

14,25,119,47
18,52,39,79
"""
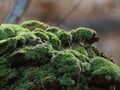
0,20,120,90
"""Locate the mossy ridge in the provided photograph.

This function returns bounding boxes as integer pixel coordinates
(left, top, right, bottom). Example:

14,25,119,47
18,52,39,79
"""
9,43,54,67
63,50,91,73
1,26,16,38
0,33,38,56
56,30,72,47
0,28,10,40
51,52,81,87
0,24,38,45
71,27,98,44
91,57,120,81
46,27,72,47
32,28,61,50
46,26,60,34
64,50,89,63
21,20,49,30
5,63,57,90
1,24,30,35
45,32,61,50
72,45,88,57
32,28,49,42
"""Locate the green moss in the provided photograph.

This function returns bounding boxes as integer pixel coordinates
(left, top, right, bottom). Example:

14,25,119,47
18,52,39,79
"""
0,33,38,56
0,27,15,40
45,32,61,50
21,20,49,30
32,28,49,41
72,46,88,56
91,57,120,81
1,24,30,35
59,76,75,86
0,65,17,88
64,50,90,72
46,27,71,47
18,33,38,43
21,65,56,84
86,46,97,58
46,26,60,34
91,45,101,56
0,20,120,90
13,81,35,90
64,50,89,62
0,37,23,55
82,62,91,72
9,43,54,67
57,31,72,47
8,78,36,90
71,27,98,44
33,30,62,50
0,28,8,40
51,52,81,86
0,55,9,65
1,26,16,38
0,24,38,44
32,28,46,34
8,64,56,90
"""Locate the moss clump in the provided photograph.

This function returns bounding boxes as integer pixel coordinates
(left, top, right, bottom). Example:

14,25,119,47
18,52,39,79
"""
47,27,72,47
0,28,8,40
71,27,99,44
10,43,54,67
21,20,49,30
57,31,72,47
0,27,16,40
11,65,56,90
1,24,30,35
32,28,61,50
91,57,120,81
32,28,49,42
72,45,88,56
45,32,61,50
46,26,60,34
0,20,120,90
64,50,89,63
0,33,38,56
51,52,81,86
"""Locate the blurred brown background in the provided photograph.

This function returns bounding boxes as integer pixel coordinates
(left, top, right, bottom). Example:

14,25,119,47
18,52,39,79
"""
0,0,120,65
